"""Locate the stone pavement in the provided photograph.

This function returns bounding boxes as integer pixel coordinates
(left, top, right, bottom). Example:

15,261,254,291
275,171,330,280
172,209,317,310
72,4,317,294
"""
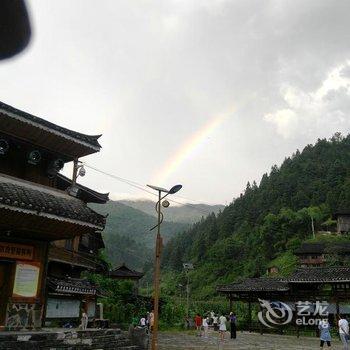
158,330,344,349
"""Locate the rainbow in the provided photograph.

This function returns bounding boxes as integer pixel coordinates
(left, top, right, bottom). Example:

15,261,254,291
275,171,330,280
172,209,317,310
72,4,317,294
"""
153,108,234,185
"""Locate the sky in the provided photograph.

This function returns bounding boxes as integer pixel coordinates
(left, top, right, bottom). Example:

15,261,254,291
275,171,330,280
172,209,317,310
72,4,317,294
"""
1,0,350,205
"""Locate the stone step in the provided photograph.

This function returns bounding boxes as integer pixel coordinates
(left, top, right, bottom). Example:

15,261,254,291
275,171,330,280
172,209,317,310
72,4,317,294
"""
0,329,141,350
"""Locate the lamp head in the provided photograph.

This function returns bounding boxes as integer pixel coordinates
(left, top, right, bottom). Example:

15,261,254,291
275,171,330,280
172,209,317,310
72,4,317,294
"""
78,165,86,177
168,184,182,194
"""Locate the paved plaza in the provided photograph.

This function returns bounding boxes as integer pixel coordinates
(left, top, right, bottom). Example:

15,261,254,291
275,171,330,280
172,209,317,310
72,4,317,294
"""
158,330,344,349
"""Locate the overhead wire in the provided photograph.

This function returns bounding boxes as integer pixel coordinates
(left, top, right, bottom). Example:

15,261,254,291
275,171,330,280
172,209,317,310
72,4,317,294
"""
82,162,214,216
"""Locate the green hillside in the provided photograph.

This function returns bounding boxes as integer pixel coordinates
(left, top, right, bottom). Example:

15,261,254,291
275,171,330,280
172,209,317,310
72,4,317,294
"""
119,200,224,223
91,201,189,270
161,133,350,299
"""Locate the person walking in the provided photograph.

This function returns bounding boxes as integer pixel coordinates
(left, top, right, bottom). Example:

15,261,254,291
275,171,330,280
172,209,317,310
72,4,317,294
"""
338,314,349,350
229,312,237,339
149,311,154,332
194,313,202,337
213,314,218,331
318,318,332,348
202,316,209,338
219,314,227,341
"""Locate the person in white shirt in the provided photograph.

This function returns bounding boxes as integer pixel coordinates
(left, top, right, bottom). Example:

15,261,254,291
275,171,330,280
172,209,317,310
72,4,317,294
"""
219,314,227,341
140,316,146,327
202,316,209,338
338,315,349,350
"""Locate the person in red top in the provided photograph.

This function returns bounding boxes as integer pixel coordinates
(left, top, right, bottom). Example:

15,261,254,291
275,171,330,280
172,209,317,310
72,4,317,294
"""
194,314,202,336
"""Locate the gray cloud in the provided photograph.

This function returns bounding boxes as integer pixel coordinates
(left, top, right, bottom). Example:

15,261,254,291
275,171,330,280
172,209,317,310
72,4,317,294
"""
0,0,349,204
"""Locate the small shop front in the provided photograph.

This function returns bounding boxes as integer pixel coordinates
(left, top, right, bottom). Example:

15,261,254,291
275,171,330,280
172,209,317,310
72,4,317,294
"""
0,239,47,330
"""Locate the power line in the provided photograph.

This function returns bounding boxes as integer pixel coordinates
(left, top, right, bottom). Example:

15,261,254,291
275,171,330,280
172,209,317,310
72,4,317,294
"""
82,162,213,216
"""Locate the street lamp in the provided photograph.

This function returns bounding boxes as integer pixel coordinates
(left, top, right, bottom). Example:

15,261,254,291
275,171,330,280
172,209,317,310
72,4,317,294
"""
147,183,182,350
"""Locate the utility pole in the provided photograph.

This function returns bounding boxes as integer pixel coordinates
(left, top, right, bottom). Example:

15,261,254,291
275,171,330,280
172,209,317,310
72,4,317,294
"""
186,273,190,318
147,184,182,350
151,190,162,350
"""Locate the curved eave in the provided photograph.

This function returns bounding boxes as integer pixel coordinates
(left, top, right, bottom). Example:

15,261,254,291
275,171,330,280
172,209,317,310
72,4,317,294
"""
0,204,104,230
0,103,102,158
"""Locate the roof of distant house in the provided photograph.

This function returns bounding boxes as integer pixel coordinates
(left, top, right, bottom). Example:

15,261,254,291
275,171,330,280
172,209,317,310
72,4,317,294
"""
217,277,289,293
294,242,350,255
287,267,350,283
109,263,144,280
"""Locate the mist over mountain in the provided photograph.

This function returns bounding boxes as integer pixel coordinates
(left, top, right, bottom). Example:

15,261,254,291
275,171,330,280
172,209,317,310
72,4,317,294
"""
91,200,223,270
119,200,224,223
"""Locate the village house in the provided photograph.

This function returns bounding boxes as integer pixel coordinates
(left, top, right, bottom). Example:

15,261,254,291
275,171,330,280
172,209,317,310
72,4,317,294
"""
0,101,107,330
109,263,144,295
333,210,350,233
294,242,350,267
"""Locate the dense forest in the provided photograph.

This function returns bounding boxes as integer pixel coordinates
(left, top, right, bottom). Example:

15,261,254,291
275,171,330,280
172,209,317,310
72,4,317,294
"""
91,201,222,270
161,133,350,299
91,201,189,269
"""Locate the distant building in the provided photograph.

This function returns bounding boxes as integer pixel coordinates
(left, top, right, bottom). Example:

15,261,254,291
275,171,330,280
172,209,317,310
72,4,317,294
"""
333,211,350,233
109,263,144,294
294,243,325,267
0,101,107,330
294,242,350,267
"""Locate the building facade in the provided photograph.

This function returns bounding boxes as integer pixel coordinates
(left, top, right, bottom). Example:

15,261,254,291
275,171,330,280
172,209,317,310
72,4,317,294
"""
0,101,107,330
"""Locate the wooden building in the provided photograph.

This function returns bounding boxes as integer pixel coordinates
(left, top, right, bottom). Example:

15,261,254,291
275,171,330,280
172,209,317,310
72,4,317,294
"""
109,263,144,295
45,174,109,326
217,267,350,335
294,242,350,267
333,211,350,233
0,101,107,330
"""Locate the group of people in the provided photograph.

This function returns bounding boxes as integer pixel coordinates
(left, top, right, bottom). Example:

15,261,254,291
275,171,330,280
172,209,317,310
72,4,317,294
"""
133,311,154,331
194,311,237,341
318,315,349,349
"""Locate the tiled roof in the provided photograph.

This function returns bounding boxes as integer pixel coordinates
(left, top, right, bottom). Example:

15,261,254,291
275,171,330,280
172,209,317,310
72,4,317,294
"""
217,277,289,293
294,243,325,254
110,263,144,279
48,277,97,295
295,242,350,255
0,101,101,150
0,174,105,229
287,267,350,283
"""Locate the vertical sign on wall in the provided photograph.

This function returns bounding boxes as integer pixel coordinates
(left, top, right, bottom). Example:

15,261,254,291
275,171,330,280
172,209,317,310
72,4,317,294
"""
12,262,40,298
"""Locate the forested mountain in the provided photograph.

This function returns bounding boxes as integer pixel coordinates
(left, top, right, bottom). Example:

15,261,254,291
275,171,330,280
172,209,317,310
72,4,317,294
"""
91,201,188,270
161,133,350,298
91,200,223,270
120,200,224,223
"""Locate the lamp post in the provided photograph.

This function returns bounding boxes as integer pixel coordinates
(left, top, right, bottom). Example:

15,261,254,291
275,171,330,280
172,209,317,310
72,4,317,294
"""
147,184,182,350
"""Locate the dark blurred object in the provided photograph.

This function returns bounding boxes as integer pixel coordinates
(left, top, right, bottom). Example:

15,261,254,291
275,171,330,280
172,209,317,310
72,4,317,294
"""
0,0,31,60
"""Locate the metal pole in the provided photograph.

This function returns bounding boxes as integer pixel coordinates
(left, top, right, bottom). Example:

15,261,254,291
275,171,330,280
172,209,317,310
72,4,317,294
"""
186,273,190,318
151,190,162,350
72,158,78,185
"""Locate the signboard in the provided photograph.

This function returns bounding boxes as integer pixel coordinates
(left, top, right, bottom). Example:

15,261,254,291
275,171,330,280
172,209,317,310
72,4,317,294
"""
0,242,33,260
46,298,80,318
12,262,40,298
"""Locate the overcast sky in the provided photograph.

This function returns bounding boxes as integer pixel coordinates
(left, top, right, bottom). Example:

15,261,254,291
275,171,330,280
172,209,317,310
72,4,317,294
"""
1,0,350,205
